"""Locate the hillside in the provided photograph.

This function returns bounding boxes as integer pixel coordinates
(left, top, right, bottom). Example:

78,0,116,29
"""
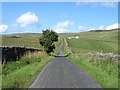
65,29,119,54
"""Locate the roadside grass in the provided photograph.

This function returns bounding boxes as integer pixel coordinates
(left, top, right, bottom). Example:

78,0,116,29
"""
2,51,46,75
0,64,2,90
2,51,53,88
50,37,62,56
64,38,71,56
68,55,119,88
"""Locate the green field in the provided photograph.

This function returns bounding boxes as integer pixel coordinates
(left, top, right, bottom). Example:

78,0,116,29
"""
1,33,41,38
1,33,62,49
66,30,119,54
1,33,42,49
2,37,41,49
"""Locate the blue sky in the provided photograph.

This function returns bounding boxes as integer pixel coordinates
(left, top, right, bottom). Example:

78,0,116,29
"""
0,2,118,34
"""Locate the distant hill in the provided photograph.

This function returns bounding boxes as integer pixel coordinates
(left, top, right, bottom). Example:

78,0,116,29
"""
8,36,20,38
1,33,70,38
89,29,119,32
1,29,119,38
1,33,42,38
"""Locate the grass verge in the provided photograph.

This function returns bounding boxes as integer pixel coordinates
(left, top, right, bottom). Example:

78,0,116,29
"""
64,38,71,56
67,54,119,88
0,64,2,90
2,51,53,88
50,37,62,56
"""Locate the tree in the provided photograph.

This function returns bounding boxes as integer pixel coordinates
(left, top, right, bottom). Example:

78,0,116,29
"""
39,29,58,53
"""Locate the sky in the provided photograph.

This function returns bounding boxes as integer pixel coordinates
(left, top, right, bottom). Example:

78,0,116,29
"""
0,2,119,34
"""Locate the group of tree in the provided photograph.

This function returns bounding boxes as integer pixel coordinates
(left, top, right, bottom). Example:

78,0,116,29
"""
39,29,58,53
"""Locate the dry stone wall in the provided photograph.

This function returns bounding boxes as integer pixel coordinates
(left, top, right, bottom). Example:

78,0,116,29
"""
0,46,41,64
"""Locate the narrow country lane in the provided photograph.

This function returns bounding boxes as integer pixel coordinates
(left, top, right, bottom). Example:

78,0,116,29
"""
29,39,102,88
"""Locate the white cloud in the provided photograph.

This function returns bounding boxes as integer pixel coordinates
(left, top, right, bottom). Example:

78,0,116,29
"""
89,28,96,31
16,12,39,27
53,21,74,28
77,25,97,32
98,25,104,30
53,21,74,33
0,25,8,33
75,2,90,6
87,23,119,31
100,2,117,7
76,2,81,6
53,28,69,33
76,0,119,2
75,2,117,8
106,23,119,30
77,23,119,32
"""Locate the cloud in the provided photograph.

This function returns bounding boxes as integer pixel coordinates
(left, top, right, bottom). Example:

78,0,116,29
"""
77,23,119,32
88,28,96,31
98,25,104,30
75,2,117,8
16,12,39,27
76,2,81,6
0,25,8,33
75,2,90,6
100,2,117,7
88,23,119,31
52,28,69,33
53,21,74,33
106,23,119,30
77,25,97,32
53,21,74,28
75,0,119,2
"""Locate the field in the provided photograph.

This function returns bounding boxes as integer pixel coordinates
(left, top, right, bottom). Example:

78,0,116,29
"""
1,33,41,38
66,30,119,54
1,33,42,49
2,37,42,49
1,33,63,49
